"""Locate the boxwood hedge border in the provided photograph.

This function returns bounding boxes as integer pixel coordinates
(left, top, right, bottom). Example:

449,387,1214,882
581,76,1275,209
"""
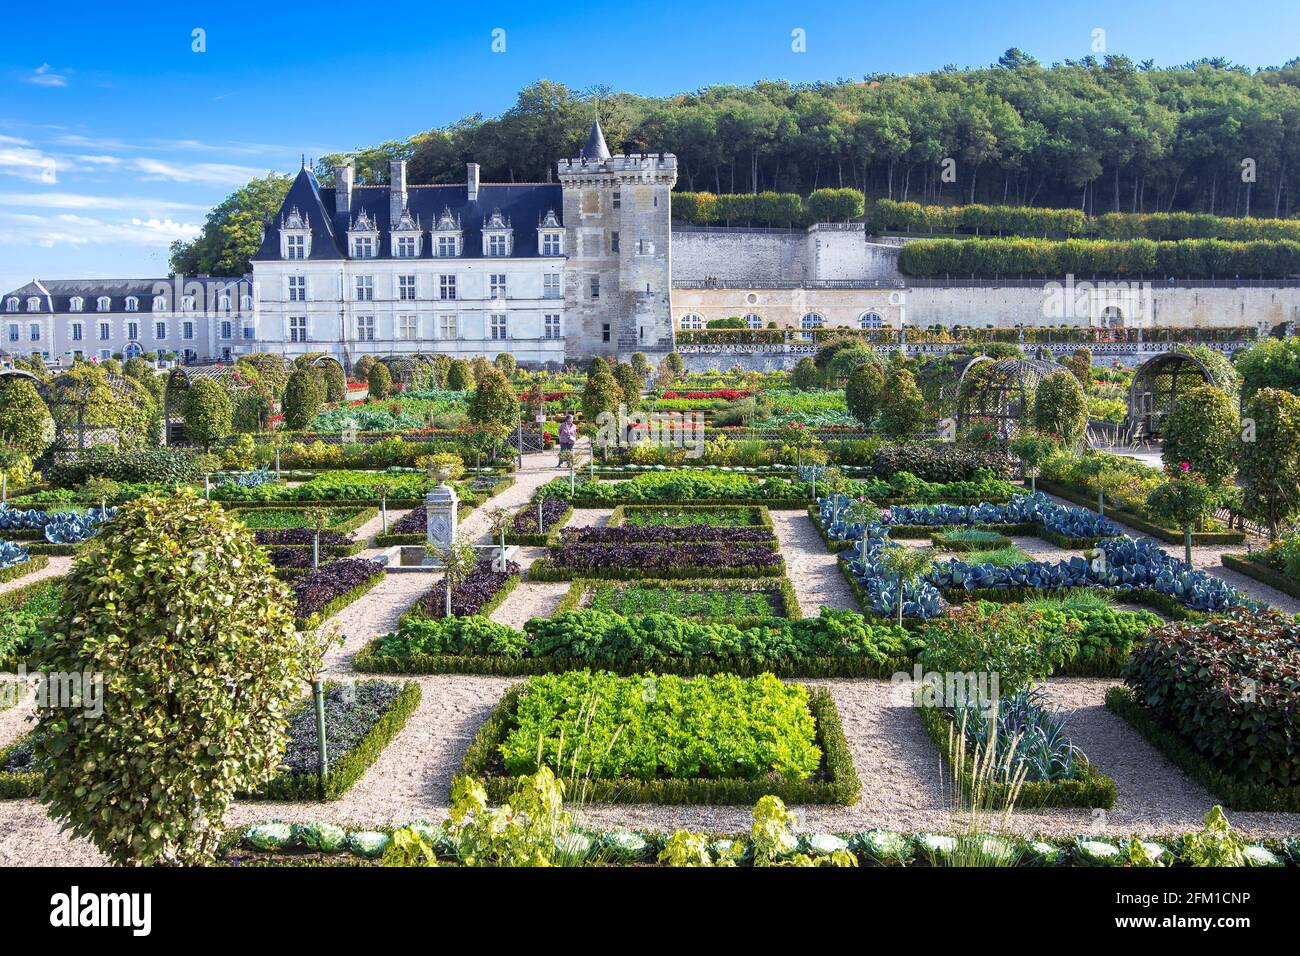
552,574,803,621
1221,553,1300,602
0,732,38,799
1036,478,1245,546
455,682,861,806
0,553,49,585
1105,686,1300,813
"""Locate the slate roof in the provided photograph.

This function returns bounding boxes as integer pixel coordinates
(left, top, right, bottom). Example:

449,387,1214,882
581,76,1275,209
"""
3,277,252,315
252,166,564,262
580,119,611,162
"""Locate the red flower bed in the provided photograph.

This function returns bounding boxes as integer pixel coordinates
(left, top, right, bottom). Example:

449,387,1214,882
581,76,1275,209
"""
662,389,753,401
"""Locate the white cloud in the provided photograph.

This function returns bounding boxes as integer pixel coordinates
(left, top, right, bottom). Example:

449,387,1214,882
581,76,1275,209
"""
132,157,266,186
0,211,200,248
0,192,207,213
25,64,69,88
0,143,58,184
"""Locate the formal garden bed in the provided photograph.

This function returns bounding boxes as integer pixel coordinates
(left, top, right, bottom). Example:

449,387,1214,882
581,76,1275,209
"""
402,559,521,620
609,503,774,530
290,558,387,628
353,607,916,677
250,680,421,801
0,733,39,799
455,672,860,805
0,549,49,585
553,576,802,624
1222,547,1300,601
0,576,63,670
503,499,572,545
227,506,378,534
527,541,786,581
1036,477,1245,546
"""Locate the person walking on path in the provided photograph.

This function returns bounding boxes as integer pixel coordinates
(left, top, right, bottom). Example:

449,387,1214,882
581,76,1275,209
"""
557,414,578,466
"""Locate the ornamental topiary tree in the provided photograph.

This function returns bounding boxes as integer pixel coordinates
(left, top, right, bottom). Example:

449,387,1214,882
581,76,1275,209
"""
665,352,684,376
1160,384,1239,487
183,377,233,452
1031,371,1088,447
790,357,820,391
614,362,644,411
367,361,393,400
879,367,929,439
0,377,54,458
319,361,347,403
33,490,308,865
845,360,887,428
447,359,474,391
468,367,520,432
281,367,325,431
1147,475,1220,566
1239,387,1300,540
494,352,517,378
1235,337,1300,401
582,367,623,427
351,354,376,383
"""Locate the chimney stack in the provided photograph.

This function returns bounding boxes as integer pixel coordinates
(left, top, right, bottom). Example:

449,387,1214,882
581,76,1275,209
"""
335,162,353,218
389,160,407,222
467,162,480,202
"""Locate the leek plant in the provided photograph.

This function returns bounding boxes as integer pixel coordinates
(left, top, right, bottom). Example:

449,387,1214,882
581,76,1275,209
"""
940,707,1028,867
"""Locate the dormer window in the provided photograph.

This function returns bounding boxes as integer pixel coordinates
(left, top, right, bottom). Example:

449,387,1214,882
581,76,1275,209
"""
153,295,167,312
96,296,110,312
349,208,379,258
538,209,563,257
391,208,422,258
482,208,513,257
182,295,196,311
219,294,231,311
125,296,139,312
433,207,462,257
4,297,16,313
27,297,41,312
280,206,311,259
240,294,253,312
70,296,84,312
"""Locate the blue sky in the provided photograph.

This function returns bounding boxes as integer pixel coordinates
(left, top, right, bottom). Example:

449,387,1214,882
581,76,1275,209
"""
1,0,1296,291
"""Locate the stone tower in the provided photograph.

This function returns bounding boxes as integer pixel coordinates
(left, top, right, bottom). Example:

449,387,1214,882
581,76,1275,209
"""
558,119,677,360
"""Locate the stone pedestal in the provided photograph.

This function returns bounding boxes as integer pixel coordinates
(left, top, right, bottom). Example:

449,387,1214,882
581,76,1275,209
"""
424,482,458,551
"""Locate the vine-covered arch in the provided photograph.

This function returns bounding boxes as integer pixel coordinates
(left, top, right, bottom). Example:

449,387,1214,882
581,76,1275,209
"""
957,357,1067,433
1127,351,1218,438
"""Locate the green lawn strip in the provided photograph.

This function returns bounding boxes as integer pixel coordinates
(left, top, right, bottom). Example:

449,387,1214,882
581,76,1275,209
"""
224,506,379,534
1221,553,1300,602
455,682,860,806
918,704,1117,809
249,681,421,801
1105,687,1300,813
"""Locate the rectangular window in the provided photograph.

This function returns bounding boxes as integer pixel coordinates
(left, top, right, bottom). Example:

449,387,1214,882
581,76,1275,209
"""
99,349,110,361
6,324,17,342
398,315,417,340
438,314,457,339
71,323,83,342
289,316,307,343
289,275,306,302
544,314,562,340
589,276,600,300
398,275,416,300
439,275,456,300
487,234,508,257
99,322,110,340
437,235,457,257
286,235,305,259
355,275,373,301
542,233,561,256
243,326,254,340
353,237,374,258
29,323,40,342
610,231,620,253
602,323,611,343
182,321,194,340
126,322,138,341
543,274,561,299
356,315,375,341
612,190,621,209
220,320,233,339
489,274,507,300
154,321,167,339
489,314,508,340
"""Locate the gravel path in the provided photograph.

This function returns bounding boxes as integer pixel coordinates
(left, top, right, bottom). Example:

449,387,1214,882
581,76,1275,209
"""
771,510,859,614
0,556,71,596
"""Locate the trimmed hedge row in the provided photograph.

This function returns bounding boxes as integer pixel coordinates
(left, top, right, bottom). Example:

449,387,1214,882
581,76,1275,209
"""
1106,687,1300,813
1221,553,1300,602
918,704,1117,809
0,733,38,798
455,683,861,806
1035,478,1245,545
0,553,49,584
252,681,421,801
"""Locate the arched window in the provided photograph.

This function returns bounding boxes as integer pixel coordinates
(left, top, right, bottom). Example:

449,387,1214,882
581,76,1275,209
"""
218,294,231,311
859,310,883,330
153,295,167,312
800,312,824,330
123,342,143,359
1100,306,1124,328
69,296,84,312
26,297,41,312
678,313,704,330
96,296,110,312
240,294,253,312
125,296,139,312
743,313,762,329
4,297,16,313
182,295,196,311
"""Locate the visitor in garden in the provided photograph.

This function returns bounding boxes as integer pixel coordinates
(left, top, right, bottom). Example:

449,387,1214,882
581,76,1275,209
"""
558,414,577,466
